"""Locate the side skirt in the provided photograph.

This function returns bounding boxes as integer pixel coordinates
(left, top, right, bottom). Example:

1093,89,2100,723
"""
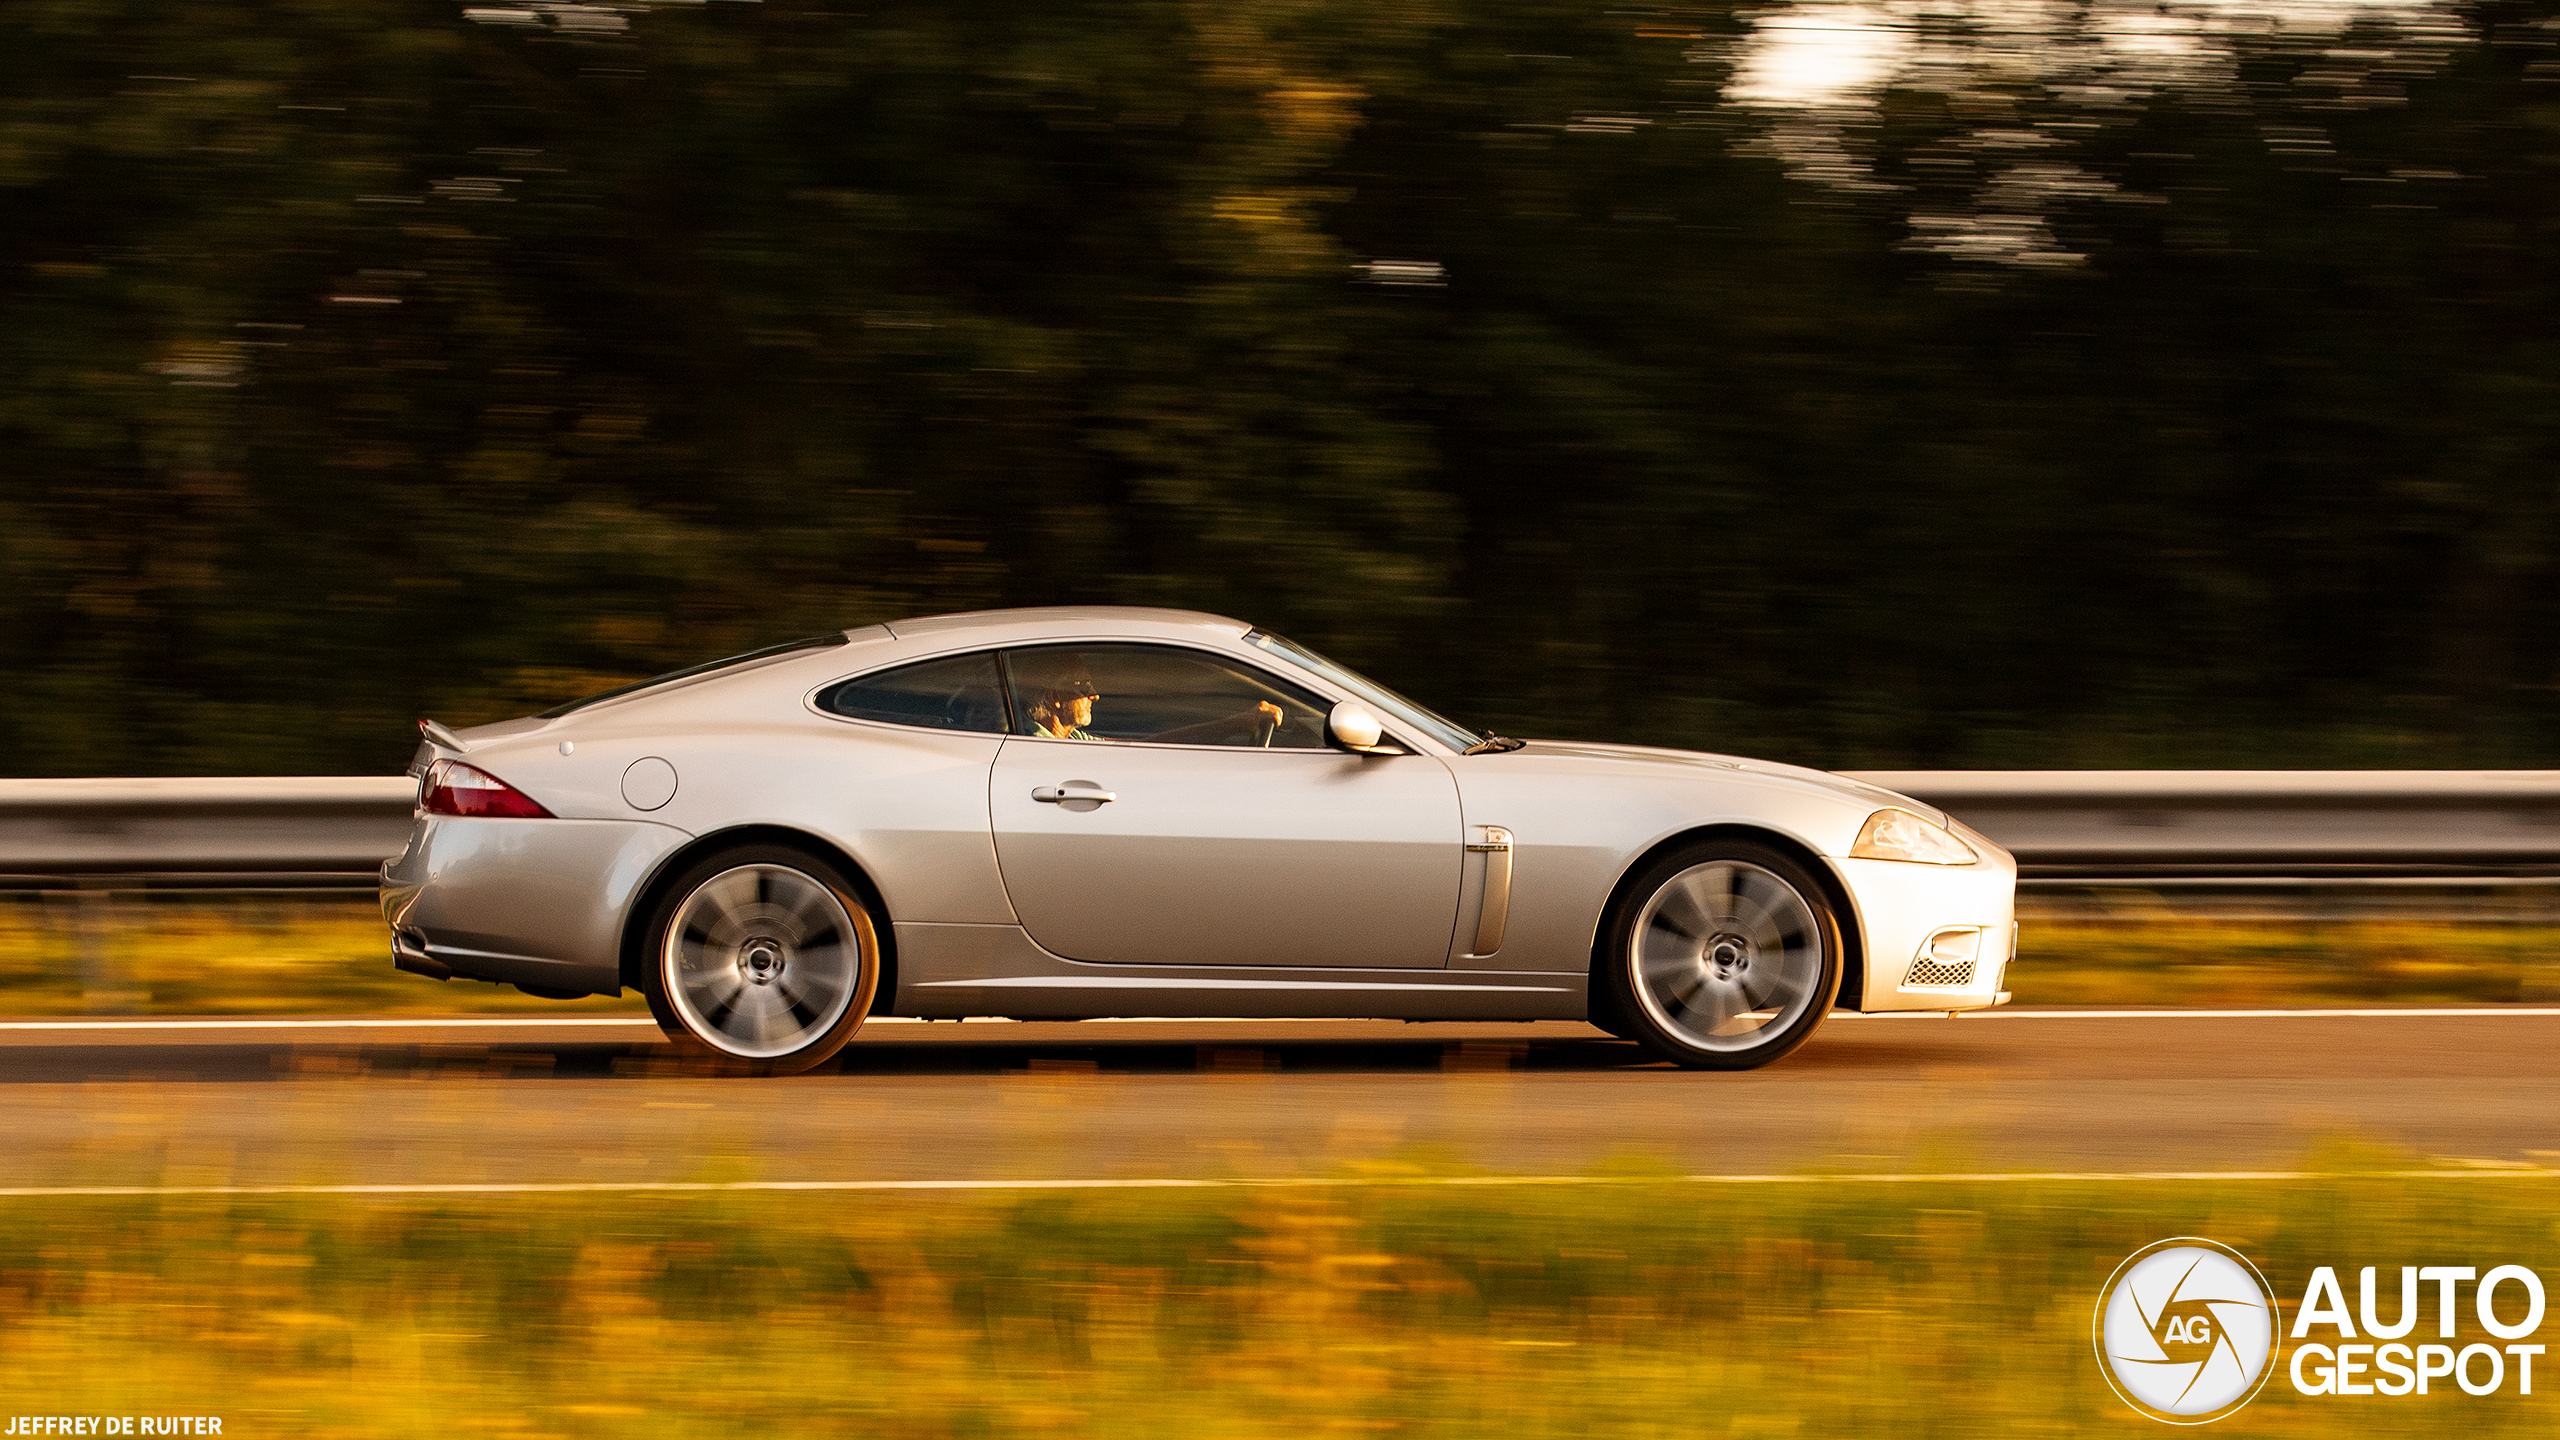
891,922,1586,1021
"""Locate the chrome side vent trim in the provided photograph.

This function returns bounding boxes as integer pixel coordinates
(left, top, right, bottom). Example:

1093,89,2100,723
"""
1466,826,1513,956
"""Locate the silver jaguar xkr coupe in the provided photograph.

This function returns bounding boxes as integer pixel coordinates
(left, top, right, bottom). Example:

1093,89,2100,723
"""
381,607,2015,1072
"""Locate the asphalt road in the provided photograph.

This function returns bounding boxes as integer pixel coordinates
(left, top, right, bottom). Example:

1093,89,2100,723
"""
2,1009,2556,1190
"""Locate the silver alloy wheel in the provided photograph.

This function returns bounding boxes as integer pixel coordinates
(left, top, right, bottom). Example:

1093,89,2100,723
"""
661,863,863,1060
1627,859,1825,1053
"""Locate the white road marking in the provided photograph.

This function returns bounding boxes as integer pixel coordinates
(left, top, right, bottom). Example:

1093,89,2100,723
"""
0,1015,1385,1032
1841,1007,2560,1019
3,1007,2559,1033
0,1169,2550,1199
0,1016,666,1031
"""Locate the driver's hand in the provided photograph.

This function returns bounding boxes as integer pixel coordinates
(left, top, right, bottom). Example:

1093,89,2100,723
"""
1257,701,1282,722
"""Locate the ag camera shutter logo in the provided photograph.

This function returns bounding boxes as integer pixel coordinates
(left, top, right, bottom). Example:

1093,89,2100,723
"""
2095,1238,2279,1424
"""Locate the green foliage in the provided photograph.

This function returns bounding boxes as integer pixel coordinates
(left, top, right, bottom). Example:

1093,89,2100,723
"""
4,1178,2557,1434
6,2,2559,774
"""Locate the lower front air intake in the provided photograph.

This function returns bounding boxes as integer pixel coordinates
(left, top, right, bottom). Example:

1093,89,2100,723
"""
1899,925,1984,989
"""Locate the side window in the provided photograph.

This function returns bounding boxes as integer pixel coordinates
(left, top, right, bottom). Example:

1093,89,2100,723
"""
816,652,1010,734
1002,644,1334,748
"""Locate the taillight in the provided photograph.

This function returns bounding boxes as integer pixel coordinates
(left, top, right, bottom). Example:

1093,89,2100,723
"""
420,759,554,819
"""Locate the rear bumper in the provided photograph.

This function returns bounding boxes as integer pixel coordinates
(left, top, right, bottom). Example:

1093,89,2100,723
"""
380,814,692,996
389,925,450,980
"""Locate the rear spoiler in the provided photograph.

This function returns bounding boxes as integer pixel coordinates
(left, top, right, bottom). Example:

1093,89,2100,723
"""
410,719,471,779
418,719,470,753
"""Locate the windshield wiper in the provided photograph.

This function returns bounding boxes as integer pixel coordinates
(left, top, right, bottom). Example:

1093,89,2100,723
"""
1463,732,1526,755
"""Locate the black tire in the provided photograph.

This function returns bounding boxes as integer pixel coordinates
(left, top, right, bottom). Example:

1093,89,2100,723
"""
1581,986,1639,1041
639,845,880,1076
1591,839,1842,1070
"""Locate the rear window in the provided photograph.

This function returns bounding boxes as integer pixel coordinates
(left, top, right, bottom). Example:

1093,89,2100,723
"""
537,633,852,718
816,652,1011,734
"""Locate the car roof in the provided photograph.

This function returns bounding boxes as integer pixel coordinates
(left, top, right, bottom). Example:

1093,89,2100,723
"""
474,607,1264,738
877,606,1252,645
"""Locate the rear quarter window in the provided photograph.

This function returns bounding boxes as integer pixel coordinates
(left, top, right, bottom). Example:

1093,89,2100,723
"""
817,652,1010,733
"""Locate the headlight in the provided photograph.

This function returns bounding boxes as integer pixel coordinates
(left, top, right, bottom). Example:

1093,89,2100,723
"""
1850,808,1979,865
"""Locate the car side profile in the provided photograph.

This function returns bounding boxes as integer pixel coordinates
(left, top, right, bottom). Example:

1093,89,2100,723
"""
380,607,2016,1073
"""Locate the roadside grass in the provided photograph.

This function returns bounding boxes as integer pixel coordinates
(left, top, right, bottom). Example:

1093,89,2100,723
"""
2,1170,2553,1436
2017,920,2560,1007
4,893,2558,1015
0,893,646,1015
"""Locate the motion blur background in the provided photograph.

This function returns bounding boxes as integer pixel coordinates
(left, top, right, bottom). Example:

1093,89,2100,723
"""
10,12,2560,1432
5,0,2554,777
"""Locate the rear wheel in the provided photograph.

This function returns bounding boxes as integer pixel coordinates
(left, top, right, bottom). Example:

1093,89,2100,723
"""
640,846,879,1075
1593,840,1842,1070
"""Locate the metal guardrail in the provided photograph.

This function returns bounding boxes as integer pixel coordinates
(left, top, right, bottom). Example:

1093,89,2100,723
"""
1846,770,2560,881
0,777,417,889
5,770,2560,890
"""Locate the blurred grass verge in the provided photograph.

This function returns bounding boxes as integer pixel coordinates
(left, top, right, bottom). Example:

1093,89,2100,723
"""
4,892,2559,1015
2020,919,2560,1007
2,1172,2553,1434
0,893,646,1015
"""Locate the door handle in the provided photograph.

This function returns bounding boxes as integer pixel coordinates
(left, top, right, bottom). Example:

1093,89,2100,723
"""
1032,781,1116,807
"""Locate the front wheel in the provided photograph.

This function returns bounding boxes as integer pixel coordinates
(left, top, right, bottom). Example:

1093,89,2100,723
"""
640,846,880,1075
1592,840,1842,1070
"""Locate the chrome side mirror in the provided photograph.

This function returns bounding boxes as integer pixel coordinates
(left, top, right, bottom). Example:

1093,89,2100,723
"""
1327,701,1404,755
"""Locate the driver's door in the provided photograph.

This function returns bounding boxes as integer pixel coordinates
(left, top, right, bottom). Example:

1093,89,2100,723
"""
988,643,1463,968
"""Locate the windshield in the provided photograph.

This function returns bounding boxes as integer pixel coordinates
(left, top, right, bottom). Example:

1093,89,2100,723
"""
536,633,852,718
1244,630,1479,753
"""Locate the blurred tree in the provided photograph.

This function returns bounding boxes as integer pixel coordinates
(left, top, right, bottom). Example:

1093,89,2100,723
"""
0,0,2553,774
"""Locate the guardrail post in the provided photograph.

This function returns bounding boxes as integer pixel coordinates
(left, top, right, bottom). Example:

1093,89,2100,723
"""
2529,885,2560,1004
46,881,147,1014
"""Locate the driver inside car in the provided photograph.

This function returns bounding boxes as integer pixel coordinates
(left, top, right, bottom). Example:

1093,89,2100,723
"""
1149,696,1287,746
1018,654,1103,740
1013,650,1288,745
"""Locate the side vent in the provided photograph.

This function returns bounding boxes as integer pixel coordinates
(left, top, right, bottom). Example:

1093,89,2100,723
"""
1465,826,1513,956
1900,926,1983,989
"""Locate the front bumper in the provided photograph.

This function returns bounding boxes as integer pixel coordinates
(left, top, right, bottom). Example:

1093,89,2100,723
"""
1830,852,2019,1013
